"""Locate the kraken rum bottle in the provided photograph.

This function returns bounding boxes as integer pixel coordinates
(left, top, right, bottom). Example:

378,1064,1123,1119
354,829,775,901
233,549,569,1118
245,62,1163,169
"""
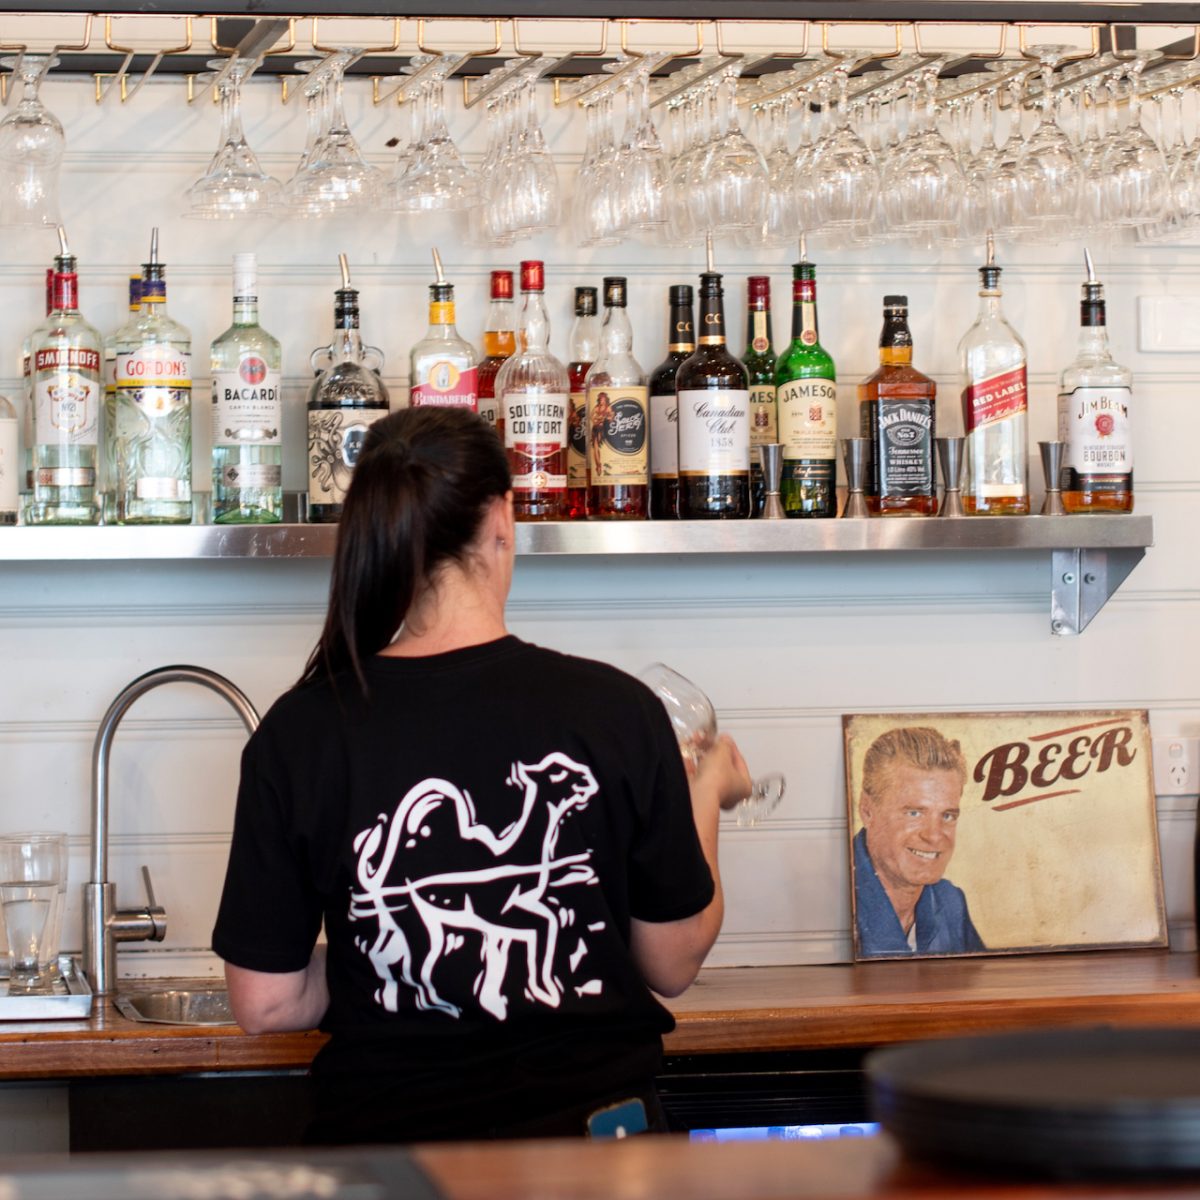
566,286,598,520
743,275,778,517
649,284,693,520
477,269,515,432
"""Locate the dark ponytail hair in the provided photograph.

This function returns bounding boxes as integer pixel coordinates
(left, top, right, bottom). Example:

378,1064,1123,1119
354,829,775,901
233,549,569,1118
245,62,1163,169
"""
301,407,512,692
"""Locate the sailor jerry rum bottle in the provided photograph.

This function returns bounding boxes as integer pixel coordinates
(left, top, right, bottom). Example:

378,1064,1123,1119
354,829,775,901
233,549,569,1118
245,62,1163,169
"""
477,270,515,432
858,296,937,516
959,237,1029,516
1057,251,1133,513
409,254,478,411
566,286,599,520
496,260,570,521
676,259,750,519
585,277,648,520
774,254,837,518
743,275,778,517
649,284,693,520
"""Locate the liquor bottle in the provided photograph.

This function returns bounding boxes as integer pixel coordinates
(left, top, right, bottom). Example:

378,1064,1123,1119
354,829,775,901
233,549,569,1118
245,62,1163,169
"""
959,235,1029,516
115,229,193,524
211,253,283,524
409,250,478,411
101,275,140,523
496,260,570,521
585,276,649,520
477,269,515,432
649,284,693,520
858,295,937,517
743,275,778,518
566,286,599,520
28,229,103,526
0,394,17,524
1057,249,1132,513
774,244,838,518
20,268,53,507
307,255,391,525
676,241,751,520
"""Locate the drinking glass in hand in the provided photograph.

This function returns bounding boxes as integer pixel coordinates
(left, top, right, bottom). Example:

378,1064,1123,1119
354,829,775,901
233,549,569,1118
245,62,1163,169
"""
638,663,784,827
0,832,66,993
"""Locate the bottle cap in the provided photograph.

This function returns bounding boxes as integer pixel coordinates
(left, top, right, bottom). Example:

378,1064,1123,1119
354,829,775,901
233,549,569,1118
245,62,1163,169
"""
793,262,815,283
574,286,597,316
698,271,723,298
429,282,454,304
883,294,908,308
668,284,693,307
128,275,141,308
603,276,627,308
233,252,257,299
520,260,545,293
747,276,770,302
490,270,514,300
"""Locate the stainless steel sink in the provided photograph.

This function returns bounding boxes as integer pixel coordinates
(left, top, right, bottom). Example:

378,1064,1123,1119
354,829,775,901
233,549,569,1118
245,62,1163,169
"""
114,988,236,1026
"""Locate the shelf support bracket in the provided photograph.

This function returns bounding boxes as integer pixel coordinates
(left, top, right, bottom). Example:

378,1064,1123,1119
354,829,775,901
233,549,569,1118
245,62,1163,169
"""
1051,546,1144,636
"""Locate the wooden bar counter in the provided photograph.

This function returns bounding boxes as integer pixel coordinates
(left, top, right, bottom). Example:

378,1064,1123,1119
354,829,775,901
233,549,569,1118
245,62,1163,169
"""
1,949,1198,1081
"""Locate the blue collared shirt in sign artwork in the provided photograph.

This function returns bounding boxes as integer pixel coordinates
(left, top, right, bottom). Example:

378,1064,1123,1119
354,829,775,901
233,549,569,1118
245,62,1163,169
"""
852,829,986,957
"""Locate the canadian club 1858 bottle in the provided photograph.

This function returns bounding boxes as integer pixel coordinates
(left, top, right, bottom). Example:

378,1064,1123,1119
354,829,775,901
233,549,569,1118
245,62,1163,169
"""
649,284,693,520
675,268,750,519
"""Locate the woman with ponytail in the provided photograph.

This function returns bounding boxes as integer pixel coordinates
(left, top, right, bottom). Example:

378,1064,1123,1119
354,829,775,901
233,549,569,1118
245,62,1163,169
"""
213,407,750,1144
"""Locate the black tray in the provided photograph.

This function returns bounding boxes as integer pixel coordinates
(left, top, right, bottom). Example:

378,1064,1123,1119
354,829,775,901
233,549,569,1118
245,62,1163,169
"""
866,1027,1200,1178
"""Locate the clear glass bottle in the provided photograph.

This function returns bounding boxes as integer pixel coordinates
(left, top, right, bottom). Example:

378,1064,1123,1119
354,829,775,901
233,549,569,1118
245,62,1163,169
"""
409,258,478,411
20,268,53,513
115,229,193,524
585,276,649,520
959,235,1029,516
1057,250,1133,514
496,260,571,522
743,275,778,518
101,275,140,523
649,284,693,521
28,234,103,526
307,257,390,525
566,286,599,521
0,394,17,524
212,253,283,524
477,270,515,432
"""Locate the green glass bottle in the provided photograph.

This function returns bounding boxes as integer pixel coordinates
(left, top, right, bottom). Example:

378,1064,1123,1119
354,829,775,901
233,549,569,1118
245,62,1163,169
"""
742,275,777,518
773,252,837,519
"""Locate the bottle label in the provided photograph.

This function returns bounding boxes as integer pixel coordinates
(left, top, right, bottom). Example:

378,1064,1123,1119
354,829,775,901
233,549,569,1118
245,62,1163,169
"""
478,395,500,428
0,414,17,514
136,476,187,501
873,386,935,497
749,384,778,449
34,347,101,447
503,392,568,491
677,389,750,476
586,385,648,487
212,355,282,448
649,391,678,479
963,364,1027,434
221,462,282,489
777,378,837,461
1057,385,1133,489
567,391,588,489
751,312,770,354
411,362,478,411
307,406,390,506
116,345,192,419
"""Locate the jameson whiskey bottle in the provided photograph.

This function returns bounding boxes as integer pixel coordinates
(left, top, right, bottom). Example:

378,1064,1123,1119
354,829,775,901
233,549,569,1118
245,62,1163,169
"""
585,276,648,520
960,235,1029,516
211,253,283,524
306,256,390,524
649,284,693,520
410,251,478,411
496,260,571,521
676,243,750,520
29,229,103,526
743,275,778,517
1058,250,1133,513
566,286,599,520
774,247,837,518
858,296,936,516
477,269,515,432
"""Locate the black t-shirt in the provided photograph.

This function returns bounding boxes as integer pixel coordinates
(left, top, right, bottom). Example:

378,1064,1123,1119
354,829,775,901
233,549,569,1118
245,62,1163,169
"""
212,636,713,1143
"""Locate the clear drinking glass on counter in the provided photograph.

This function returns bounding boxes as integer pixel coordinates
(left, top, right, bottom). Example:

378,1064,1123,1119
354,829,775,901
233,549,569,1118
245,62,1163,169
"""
0,831,67,993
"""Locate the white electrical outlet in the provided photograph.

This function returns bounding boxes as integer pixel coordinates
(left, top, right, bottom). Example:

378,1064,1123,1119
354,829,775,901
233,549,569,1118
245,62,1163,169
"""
1151,736,1200,795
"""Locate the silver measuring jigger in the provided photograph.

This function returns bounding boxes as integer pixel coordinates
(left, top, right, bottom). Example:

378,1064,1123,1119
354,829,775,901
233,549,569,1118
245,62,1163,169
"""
936,437,965,518
1039,440,1066,516
842,438,870,518
758,444,786,520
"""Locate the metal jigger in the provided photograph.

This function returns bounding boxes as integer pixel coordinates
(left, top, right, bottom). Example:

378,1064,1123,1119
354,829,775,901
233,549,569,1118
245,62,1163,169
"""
936,437,965,517
1039,440,1066,516
842,438,870,518
758,444,786,520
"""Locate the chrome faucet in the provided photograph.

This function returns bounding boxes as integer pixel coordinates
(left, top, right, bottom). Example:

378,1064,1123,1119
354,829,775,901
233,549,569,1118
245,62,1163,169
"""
84,665,260,996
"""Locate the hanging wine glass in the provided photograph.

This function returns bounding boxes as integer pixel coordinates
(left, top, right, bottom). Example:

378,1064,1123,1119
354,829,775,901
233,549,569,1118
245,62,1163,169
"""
0,54,64,228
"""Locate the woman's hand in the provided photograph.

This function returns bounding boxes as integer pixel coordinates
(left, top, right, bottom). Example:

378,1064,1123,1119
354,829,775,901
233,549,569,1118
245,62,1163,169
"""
694,734,753,811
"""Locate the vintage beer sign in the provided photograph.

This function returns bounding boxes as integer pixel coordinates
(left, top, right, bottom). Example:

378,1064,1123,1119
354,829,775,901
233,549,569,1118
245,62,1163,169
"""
843,711,1166,962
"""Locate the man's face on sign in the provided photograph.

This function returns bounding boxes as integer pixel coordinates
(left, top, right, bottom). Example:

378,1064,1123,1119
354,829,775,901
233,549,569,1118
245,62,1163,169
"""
861,764,962,894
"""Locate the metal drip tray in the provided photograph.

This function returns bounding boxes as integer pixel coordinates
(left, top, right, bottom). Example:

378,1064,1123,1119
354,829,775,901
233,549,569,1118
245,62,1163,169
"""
115,988,236,1026
0,956,93,1020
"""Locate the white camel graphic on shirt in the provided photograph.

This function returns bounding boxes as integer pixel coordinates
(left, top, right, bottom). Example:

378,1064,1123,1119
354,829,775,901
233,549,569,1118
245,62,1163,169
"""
348,752,602,1021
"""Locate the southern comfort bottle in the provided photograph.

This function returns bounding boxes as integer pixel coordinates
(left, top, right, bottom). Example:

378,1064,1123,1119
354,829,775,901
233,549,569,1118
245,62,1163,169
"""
649,284,693,520
743,275,778,518
959,235,1029,516
477,269,515,433
566,286,599,520
858,295,937,516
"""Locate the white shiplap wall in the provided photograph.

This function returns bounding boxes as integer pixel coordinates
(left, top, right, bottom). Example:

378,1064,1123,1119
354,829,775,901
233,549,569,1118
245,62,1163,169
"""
0,63,1196,981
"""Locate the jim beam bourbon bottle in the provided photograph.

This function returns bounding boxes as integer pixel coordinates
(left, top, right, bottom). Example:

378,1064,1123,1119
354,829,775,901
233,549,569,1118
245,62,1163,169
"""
477,269,515,433
566,286,599,520
1057,250,1132,513
649,284,693,520
743,275,778,517
959,235,1029,516
858,296,937,516
496,260,570,521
